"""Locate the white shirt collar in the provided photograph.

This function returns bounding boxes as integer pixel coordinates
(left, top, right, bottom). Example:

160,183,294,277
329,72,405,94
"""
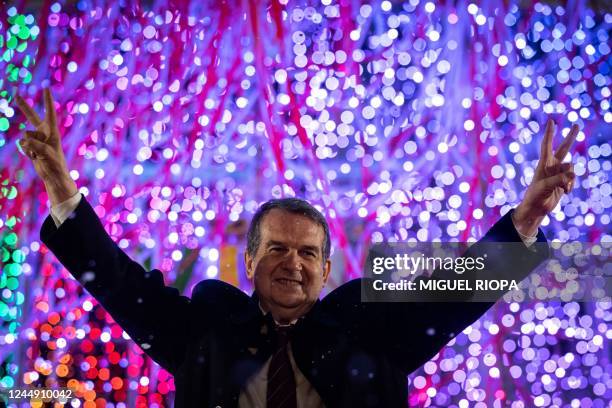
258,301,298,326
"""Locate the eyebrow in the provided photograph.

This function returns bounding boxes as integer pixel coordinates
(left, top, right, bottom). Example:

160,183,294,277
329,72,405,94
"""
266,240,321,254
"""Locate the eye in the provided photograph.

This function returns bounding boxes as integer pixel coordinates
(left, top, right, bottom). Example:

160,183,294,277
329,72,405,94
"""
302,250,317,258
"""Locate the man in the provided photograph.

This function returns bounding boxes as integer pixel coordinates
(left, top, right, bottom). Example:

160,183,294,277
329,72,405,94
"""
16,89,578,407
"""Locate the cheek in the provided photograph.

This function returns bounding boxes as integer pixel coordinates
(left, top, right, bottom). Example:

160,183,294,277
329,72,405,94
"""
254,259,279,282
305,269,325,287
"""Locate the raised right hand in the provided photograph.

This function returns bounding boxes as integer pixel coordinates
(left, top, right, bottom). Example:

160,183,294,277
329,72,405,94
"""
16,88,77,205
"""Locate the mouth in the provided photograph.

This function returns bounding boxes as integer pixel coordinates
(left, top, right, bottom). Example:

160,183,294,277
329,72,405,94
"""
274,278,303,287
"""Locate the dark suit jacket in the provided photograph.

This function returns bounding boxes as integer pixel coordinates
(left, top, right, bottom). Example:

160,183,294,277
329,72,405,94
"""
41,197,549,407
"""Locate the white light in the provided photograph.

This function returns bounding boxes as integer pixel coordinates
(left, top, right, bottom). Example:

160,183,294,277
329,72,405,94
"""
111,185,123,198
172,250,183,261
96,148,109,161
206,265,218,278
209,248,219,261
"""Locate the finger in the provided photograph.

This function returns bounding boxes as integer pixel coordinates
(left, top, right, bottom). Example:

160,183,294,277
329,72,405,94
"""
19,139,37,160
43,88,57,130
540,118,554,163
25,130,49,143
554,124,579,161
17,139,30,158
22,134,50,157
565,171,576,193
14,94,43,127
541,170,575,193
567,177,575,193
559,162,572,173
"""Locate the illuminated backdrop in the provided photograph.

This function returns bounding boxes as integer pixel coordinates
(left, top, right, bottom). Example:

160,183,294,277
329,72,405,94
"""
0,0,610,407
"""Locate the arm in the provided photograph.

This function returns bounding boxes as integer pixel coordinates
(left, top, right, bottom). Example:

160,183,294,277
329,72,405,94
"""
17,89,193,372
324,209,549,375
329,119,579,374
386,120,579,373
381,208,549,374
40,194,193,372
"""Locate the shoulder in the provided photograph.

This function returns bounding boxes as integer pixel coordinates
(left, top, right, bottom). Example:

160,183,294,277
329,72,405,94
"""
322,278,363,304
191,279,250,308
320,278,378,316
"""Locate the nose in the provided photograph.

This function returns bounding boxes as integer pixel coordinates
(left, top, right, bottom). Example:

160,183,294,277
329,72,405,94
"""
281,250,303,272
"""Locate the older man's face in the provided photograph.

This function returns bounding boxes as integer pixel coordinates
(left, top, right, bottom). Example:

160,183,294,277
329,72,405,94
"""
245,209,331,321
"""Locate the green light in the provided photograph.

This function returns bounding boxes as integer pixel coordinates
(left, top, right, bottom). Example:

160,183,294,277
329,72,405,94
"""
7,34,17,49
3,232,17,246
1,248,9,262
0,117,9,131
11,249,24,263
0,376,15,388
5,215,16,227
9,322,20,332
7,67,17,81
6,278,18,291
6,263,21,276
0,302,7,317
17,26,29,40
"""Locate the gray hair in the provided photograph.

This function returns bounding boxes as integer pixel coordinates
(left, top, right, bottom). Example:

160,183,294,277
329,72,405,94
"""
246,198,331,261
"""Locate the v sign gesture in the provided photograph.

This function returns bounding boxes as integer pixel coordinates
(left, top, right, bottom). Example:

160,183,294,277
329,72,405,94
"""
513,119,580,237
16,88,78,206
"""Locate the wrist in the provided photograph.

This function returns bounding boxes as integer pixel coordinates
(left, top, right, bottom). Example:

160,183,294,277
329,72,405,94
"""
512,203,544,238
44,177,78,207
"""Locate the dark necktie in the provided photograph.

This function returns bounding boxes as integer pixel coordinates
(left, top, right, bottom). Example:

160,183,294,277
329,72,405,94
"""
266,325,297,408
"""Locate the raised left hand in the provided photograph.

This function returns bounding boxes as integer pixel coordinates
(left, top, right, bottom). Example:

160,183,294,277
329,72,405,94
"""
513,118,579,236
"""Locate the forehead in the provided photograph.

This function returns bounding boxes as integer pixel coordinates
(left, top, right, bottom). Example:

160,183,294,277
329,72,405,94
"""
259,209,325,247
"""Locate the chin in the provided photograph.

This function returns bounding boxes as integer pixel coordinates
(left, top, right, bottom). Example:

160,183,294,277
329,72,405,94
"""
271,292,306,308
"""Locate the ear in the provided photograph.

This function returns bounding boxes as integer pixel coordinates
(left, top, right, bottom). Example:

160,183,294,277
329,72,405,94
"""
322,259,331,285
244,251,255,280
